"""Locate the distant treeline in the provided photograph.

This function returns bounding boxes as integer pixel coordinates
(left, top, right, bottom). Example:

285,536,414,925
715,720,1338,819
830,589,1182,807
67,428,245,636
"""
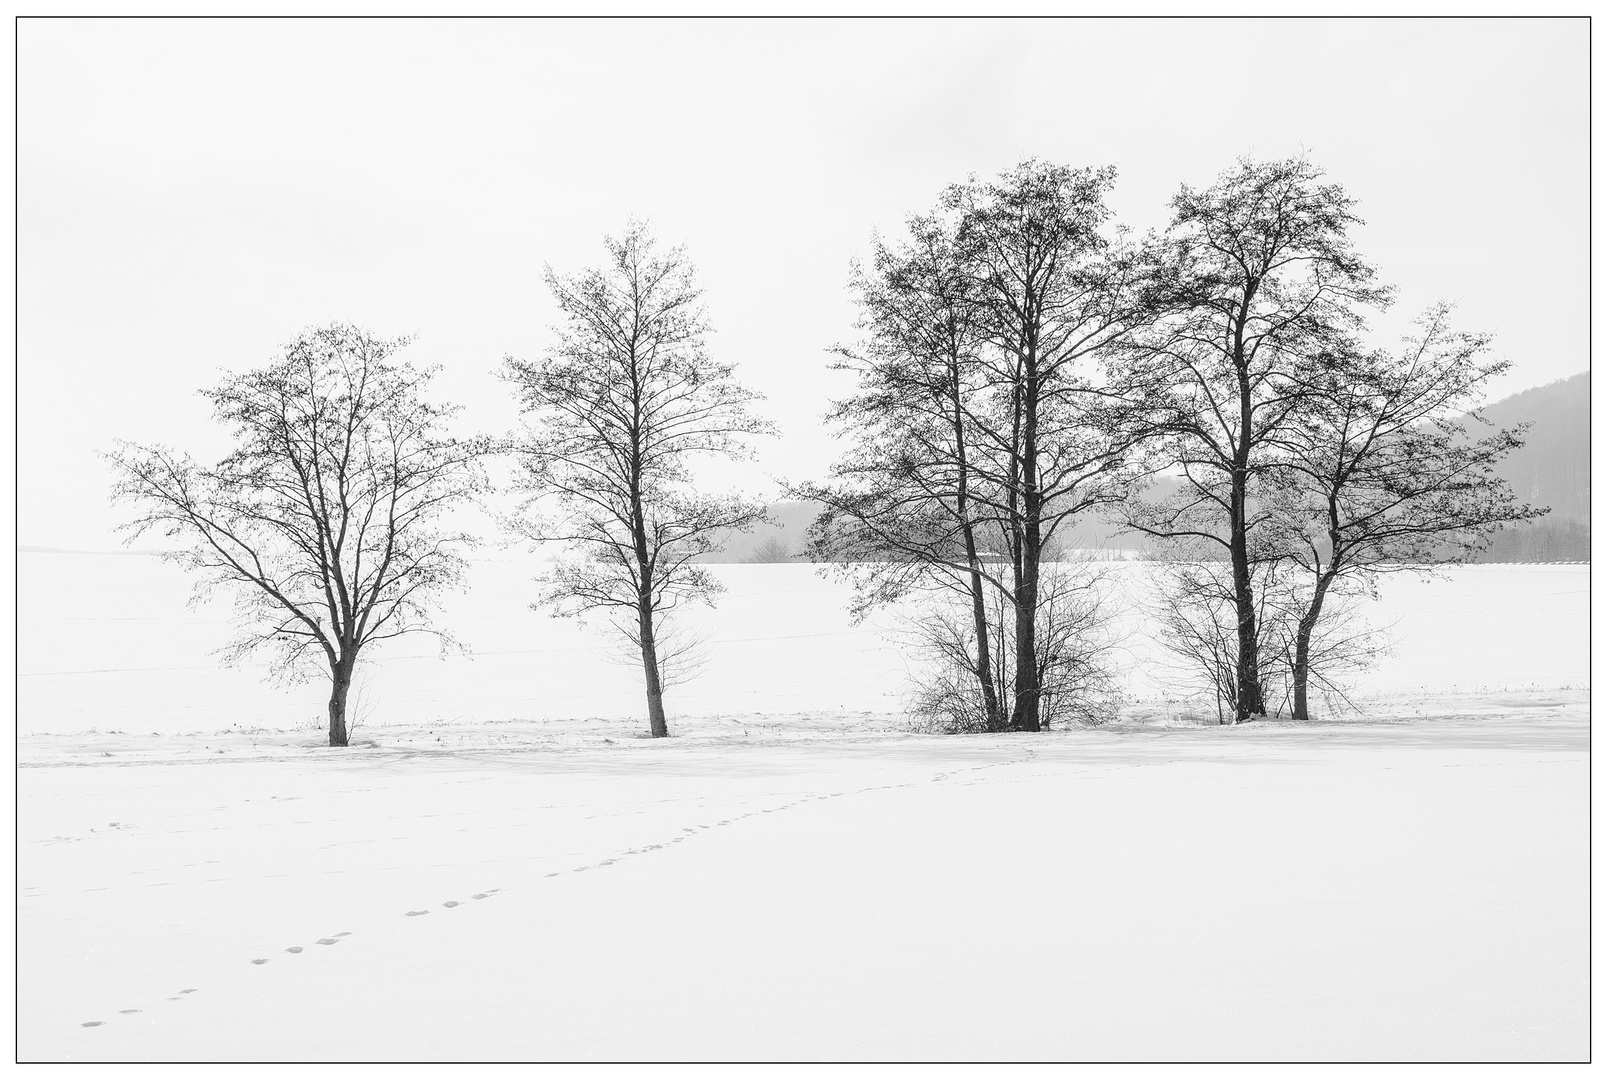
1472,519,1589,563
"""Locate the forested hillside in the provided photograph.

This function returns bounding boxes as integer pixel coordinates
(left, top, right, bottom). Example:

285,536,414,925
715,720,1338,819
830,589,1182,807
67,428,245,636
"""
1473,371,1588,561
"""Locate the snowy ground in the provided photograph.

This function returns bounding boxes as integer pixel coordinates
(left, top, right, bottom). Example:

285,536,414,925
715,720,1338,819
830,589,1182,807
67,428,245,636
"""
16,555,1591,1061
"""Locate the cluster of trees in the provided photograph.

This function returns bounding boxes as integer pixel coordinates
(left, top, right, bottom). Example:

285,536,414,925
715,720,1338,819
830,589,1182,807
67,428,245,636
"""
107,157,1540,746
110,224,770,747
803,157,1541,728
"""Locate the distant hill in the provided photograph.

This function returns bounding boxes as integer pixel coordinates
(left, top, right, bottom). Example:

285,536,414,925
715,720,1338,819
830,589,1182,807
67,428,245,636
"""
1471,371,1589,562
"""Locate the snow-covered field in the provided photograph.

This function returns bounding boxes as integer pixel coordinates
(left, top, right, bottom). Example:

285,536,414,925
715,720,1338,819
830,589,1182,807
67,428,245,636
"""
17,554,1590,1061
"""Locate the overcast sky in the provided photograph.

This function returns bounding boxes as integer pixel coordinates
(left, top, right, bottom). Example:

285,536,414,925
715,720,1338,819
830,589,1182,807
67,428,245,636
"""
18,16,1588,550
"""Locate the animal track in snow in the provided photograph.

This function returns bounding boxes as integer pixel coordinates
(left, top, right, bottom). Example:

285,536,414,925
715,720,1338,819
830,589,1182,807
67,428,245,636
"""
250,958,269,965
403,911,428,918
285,946,303,954
316,936,342,943
81,1021,103,1027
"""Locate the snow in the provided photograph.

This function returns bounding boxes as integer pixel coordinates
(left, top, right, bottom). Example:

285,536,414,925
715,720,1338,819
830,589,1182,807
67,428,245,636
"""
16,555,1590,1061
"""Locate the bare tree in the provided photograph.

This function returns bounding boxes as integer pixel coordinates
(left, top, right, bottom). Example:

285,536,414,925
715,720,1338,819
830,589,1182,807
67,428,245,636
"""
807,162,1152,734
744,535,795,564
1127,156,1392,722
503,221,773,738
1271,304,1543,720
948,160,1152,732
106,324,489,747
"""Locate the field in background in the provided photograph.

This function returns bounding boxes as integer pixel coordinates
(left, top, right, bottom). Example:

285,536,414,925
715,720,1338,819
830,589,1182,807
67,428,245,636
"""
18,553,1590,737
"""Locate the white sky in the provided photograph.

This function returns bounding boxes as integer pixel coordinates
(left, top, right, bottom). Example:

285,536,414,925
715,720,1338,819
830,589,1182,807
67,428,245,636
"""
17,16,1589,550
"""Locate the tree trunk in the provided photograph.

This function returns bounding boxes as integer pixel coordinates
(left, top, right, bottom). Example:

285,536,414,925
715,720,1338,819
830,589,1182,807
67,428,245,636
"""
1292,570,1336,722
625,401,668,738
1011,355,1042,733
1012,542,1041,731
1228,455,1266,723
630,494,667,738
1228,531,1266,723
965,550,1004,733
327,652,356,748
1227,291,1268,724
637,590,669,738
951,368,1004,734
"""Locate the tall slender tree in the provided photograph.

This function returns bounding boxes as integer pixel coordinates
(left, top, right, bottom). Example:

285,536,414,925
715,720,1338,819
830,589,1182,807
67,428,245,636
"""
504,221,772,738
1127,157,1392,722
107,325,489,747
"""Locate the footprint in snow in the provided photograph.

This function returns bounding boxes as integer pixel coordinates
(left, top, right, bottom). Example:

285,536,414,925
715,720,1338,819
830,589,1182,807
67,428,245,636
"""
404,911,428,918
118,1009,140,1015
81,1021,104,1027
250,958,270,965
470,893,488,900
285,946,303,954
317,937,341,944
443,900,460,908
